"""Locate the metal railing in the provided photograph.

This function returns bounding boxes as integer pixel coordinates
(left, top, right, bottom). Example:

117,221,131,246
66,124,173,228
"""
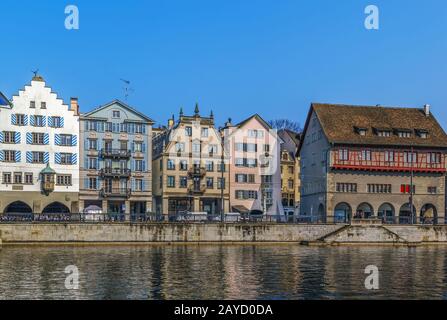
100,149,131,158
100,168,132,177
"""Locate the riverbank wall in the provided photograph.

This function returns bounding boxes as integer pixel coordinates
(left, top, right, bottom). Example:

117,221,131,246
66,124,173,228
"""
1,223,447,245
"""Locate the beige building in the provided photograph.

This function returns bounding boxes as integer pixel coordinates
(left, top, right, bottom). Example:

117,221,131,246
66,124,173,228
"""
278,129,301,218
152,105,230,219
222,114,283,217
299,103,447,224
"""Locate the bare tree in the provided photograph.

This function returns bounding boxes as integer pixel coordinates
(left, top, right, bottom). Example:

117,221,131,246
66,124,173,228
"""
268,119,302,133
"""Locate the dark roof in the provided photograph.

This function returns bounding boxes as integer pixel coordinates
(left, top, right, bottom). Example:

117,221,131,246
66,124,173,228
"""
0,91,11,106
300,103,447,150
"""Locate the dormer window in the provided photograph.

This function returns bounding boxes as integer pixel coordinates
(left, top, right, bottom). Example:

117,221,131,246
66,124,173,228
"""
416,129,429,139
112,110,120,118
354,127,368,136
395,129,412,138
373,128,392,137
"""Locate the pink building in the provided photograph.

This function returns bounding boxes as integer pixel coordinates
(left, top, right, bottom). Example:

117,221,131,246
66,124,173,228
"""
222,114,283,217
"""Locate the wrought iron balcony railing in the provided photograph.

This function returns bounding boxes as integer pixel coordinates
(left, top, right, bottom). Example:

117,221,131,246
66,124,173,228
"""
100,188,132,198
100,149,131,158
99,168,131,178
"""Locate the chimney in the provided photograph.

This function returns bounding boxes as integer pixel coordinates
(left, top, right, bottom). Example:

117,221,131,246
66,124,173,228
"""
424,104,430,117
70,97,79,116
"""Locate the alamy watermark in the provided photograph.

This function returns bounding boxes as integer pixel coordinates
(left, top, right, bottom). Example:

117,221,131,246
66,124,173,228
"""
364,5,379,30
65,265,79,290
364,265,379,290
65,5,79,30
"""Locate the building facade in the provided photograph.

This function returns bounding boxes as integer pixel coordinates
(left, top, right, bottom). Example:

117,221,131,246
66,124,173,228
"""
222,114,283,217
79,100,153,219
278,129,301,219
152,106,230,218
0,75,80,215
299,103,447,224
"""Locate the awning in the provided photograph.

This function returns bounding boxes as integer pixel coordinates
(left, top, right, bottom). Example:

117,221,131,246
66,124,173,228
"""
232,205,249,214
84,205,103,214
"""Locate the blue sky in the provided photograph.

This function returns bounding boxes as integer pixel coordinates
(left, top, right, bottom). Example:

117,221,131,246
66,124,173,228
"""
1,0,447,128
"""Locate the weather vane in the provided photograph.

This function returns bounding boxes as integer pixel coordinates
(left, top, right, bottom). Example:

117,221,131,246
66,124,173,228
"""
32,69,39,77
120,78,134,101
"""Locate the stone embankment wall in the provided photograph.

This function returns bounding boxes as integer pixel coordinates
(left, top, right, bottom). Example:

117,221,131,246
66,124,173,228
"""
1,223,447,244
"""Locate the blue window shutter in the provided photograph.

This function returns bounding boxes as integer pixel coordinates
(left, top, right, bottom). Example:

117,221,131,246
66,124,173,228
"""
42,116,47,127
131,142,135,152
142,180,146,191
142,143,146,153
71,153,77,165
0,132,3,143
11,114,16,125
44,133,49,145
30,116,35,126
0,150,4,162
84,178,88,190
84,139,89,151
85,121,89,131
15,151,21,163
24,115,28,126
48,116,53,127
15,132,21,144
55,134,60,146
55,153,61,164
26,151,32,163
26,133,32,144
44,152,49,164
131,160,135,171
84,156,88,168
142,125,146,134
142,160,146,172
60,117,64,128
131,178,135,191
71,135,77,146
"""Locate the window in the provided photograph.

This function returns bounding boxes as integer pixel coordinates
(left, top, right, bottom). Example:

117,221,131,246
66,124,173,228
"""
336,183,357,193
360,150,371,161
60,134,73,146
404,152,417,164
235,190,257,199
235,143,257,152
201,128,209,137
13,172,22,184
135,160,144,172
88,157,98,169
248,129,264,138
167,176,175,188
32,133,44,145
134,142,142,152
338,149,349,161
217,178,225,189
60,153,72,165
185,126,192,136
217,162,225,172
400,184,416,194
3,131,16,144
16,114,25,126
208,144,218,155
40,102,46,109
367,184,392,193
112,110,120,118
24,173,33,184
192,142,201,153
4,151,16,162
32,152,44,163
235,174,255,183
89,177,97,190
205,161,214,172
33,115,44,127
384,151,394,162
88,121,97,131
3,173,11,184
30,101,36,108
135,124,144,134
120,123,127,133
206,177,214,189
428,186,437,194
175,142,185,153
377,130,391,137
135,179,143,191
88,139,97,150
180,176,188,188
288,166,294,174
398,131,411,138
57,175,72,186
288,179,294,189
417,130,429,139
427,152,441,164
120,141,128,151
167,159,175,170
180,160,188,171
105,122,112,132
52,117,62,128
264,144,270,153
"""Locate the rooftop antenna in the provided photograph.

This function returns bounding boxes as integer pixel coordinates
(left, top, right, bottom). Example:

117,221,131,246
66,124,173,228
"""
120,78,134,101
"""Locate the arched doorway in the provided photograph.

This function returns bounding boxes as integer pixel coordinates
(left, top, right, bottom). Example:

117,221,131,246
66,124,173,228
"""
399,203,416,224
356,203,373,219
318,204,326,223
334,202,352,223
420,204,437,225
378,203,395,224
42,202,70,215
4,201,33,221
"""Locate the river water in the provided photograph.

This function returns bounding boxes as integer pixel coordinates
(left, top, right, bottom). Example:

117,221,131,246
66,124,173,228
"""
0,245,446,300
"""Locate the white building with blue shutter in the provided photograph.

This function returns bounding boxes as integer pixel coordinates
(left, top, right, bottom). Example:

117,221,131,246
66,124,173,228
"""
79,100,153,219
0,75,80,215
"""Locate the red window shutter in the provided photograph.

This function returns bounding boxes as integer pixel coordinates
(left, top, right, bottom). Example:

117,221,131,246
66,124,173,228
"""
400,185,405,193
406,185,410,193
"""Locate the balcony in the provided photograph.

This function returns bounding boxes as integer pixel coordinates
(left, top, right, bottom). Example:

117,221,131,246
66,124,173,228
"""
100,188,132,198
331,148,446,173
100,149,131,159
188,167,206,177
100,168,131,178
188,183,207,195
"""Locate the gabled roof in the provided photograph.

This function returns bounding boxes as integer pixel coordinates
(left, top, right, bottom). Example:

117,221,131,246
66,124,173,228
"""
235,113,272,130
298,103,447,153
82,99,154,123
0,91,12,107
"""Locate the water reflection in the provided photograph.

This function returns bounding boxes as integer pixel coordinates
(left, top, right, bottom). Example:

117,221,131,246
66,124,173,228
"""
0,245,446,300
